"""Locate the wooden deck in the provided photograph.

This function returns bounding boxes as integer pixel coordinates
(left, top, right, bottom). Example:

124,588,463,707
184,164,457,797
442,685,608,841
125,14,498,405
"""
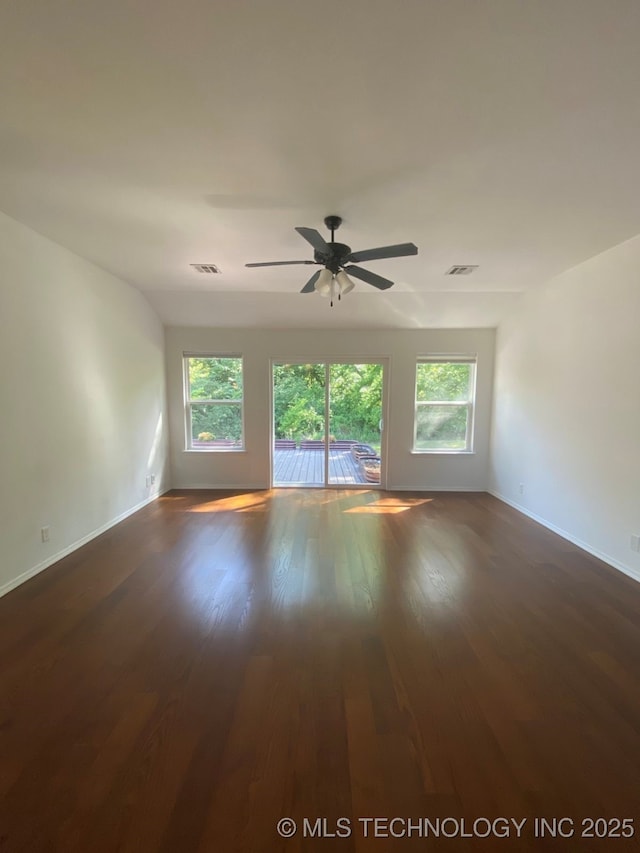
273,446,376,485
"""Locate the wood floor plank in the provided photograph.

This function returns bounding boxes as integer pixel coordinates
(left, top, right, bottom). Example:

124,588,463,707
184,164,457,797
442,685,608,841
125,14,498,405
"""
2,489,640,851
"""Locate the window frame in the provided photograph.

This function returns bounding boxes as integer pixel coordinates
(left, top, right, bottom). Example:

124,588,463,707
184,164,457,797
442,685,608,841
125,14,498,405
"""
183,353,245,452
412,355,477,454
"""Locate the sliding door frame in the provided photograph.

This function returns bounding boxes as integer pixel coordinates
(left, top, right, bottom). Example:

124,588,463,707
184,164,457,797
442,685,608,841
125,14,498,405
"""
270,357,390,489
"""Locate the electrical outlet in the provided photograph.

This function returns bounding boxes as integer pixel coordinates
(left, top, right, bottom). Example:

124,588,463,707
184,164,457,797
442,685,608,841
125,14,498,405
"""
41,526,50,543
519,483,525,495
150,474,156,485
631,534,640,553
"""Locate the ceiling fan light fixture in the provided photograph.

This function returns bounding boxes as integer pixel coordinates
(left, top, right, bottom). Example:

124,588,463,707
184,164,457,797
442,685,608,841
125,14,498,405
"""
335,270,355,297
315,268,333,296
246,216,418,299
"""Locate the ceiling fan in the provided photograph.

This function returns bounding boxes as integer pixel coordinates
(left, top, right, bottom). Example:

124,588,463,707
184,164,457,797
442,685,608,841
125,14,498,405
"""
245,215,418,306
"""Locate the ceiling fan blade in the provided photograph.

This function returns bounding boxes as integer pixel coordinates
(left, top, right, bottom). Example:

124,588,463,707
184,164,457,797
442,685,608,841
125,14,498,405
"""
300,270,321,293
295,227,330,253
245,260,316,267
347,242,418,263
343,265,394,290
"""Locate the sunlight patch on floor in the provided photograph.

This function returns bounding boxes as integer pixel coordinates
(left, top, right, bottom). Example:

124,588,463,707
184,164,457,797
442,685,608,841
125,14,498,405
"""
344,497,433,514
186,493,268,513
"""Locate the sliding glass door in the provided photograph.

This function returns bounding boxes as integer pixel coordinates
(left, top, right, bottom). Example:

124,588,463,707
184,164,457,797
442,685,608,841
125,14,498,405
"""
328,363,383,486
272,363,326,486
272,361,385,487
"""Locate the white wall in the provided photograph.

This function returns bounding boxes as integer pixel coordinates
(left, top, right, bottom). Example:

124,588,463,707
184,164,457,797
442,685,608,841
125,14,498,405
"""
490,234,640,580
0,212,168,596
166,327,495,491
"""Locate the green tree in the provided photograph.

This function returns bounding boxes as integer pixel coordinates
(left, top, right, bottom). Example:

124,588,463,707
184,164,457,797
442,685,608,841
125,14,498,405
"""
414,362,471,449
273,364,325,439
273,363,383,447
415,362,470,402
188,357,243,441
189,357,243,400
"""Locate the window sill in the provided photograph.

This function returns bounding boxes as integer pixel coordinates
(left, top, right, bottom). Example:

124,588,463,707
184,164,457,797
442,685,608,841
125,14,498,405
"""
410,449,475,455
183,448,246,454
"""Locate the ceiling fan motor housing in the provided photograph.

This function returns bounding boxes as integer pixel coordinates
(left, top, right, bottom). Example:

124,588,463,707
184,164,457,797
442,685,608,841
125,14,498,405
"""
314,242,352,272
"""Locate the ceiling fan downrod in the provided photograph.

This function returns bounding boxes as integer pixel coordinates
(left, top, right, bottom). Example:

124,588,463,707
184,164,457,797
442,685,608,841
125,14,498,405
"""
324,214,342,243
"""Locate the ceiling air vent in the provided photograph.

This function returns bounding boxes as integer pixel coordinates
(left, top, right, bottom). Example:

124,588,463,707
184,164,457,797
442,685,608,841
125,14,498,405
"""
446,265,478,275
191,263,221,274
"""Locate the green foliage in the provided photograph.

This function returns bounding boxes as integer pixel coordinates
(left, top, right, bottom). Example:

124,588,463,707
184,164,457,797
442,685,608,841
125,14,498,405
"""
188,358,244,442
188,357,243,401
416,362,471,402
188,359,471,450
273,364,325,439
415,405,468,449
329,363,383,442
273,363,383,445
279,396,324,439
191,404,242,442
413,362,472,450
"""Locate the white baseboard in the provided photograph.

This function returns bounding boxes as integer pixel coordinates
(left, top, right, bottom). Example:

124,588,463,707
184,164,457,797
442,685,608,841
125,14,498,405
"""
488,489,640,585
0,489,170,600
387,486,487,492
173,483,268,490
174,483,486,492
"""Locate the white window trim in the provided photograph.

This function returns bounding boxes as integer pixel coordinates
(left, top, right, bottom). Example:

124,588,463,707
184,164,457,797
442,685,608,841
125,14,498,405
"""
183,354,245,451
412,355,477,454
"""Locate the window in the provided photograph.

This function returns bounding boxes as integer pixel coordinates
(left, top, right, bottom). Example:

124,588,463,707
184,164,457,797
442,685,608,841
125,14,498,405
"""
184,355,244,450
414,356,476,452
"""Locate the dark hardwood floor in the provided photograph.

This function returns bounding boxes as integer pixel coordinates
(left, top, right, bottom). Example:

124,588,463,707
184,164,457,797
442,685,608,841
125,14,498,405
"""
2,489,640,852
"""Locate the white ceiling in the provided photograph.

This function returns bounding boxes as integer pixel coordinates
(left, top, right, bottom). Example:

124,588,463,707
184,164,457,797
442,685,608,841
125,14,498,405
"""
2,0,640,328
